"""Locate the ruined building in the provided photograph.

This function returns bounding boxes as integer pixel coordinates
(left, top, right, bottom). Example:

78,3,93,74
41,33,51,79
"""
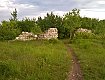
38,28,58,40
15,28,58,41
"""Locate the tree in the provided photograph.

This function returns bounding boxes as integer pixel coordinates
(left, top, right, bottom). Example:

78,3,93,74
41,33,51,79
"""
31,24,42,34
63,8,81,40
81,17,92,29
37,12,68,39
17,18,42,34
81,17,99,33
37,12,56,31
10,8,17,21
0,21,20,40
96,20,105,35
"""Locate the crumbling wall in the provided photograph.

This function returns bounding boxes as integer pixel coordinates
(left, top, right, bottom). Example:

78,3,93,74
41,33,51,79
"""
38,28,58,40
15,28,58,41
16,32,37,41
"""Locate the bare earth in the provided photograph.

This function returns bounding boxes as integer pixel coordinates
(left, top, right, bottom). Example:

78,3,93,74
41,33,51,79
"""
65,44,83,80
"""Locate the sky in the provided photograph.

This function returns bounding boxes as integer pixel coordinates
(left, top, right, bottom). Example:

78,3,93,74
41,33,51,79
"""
0,0,105,21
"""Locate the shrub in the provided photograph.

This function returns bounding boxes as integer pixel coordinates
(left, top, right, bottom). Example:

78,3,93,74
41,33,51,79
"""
0,21,21,40
31,24,42,34
74,32,95,39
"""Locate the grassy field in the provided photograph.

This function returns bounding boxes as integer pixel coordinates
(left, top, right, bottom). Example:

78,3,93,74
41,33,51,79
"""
0,40,71,80
71,39,105,80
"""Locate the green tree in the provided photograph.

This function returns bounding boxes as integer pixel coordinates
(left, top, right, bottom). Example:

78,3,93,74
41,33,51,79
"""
63,8,81,40
81,17,99,33
81,17,92,29
37,12,68,39
37,12,56,31
0,21,20,40
17,18,35,32
17,18,42,34
96,20,105,34
10,8,17,21
31,24,42,34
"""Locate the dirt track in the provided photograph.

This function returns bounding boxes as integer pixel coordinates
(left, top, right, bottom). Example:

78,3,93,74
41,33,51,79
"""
65,44,83,80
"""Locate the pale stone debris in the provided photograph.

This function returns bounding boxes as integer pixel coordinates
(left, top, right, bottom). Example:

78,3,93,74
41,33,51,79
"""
38,28,58,40
15,28,58,41
16,32,37,41
76,28,92,33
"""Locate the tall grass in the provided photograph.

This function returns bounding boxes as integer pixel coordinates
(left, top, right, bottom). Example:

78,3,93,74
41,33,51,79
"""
71,39,105,80
0,40,71,80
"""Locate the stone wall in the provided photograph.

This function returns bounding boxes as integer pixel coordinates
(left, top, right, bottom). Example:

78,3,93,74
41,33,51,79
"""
38,28,58,40
15,28,58,41
16,32,37,41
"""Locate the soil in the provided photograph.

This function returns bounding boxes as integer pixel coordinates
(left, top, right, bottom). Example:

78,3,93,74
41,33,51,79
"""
65,44,83,80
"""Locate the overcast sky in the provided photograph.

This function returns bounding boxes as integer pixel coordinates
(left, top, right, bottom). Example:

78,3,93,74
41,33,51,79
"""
0,0,105,21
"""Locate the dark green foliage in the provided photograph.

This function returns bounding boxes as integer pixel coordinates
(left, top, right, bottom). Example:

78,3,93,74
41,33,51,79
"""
1,8,105,40
17,18,35,32
63,8,81,40
0,9,43,41
74,32,96,39
17,18,42,34
0,9,21,40
81,17,98,30
95,20,105,34
0,21,21,40
31,25,42,34
37,12,69,39
0,8,104,40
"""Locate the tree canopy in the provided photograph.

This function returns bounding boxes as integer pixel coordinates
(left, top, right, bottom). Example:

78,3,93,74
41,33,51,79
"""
0,8,105,40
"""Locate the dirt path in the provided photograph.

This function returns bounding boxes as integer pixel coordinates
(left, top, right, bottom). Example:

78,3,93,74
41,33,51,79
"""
65,44,83,80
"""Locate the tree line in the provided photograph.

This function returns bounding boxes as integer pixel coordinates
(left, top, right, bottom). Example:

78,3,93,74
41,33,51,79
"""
0,8,105,40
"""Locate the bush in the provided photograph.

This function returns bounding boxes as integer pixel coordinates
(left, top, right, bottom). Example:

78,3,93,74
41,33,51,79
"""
0,21,21,40
74,32,95,39
0,28,20,40
31,24,42,34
